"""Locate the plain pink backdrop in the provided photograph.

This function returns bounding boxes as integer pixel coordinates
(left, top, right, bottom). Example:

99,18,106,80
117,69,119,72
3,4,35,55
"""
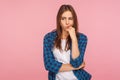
0,0,120,80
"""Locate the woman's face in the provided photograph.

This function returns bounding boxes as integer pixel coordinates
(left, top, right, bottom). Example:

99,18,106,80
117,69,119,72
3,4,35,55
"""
60,11,74,31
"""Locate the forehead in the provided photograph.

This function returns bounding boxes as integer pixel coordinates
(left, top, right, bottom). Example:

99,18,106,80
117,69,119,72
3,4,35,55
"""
61,11,73,17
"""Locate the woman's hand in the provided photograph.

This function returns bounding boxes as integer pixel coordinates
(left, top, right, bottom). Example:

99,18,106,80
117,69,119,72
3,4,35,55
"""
75,61,85,70
66,26,77,41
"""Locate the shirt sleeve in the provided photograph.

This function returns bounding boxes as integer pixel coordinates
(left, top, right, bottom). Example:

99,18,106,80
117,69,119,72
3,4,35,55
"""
70,34,88,68
43,34,62,73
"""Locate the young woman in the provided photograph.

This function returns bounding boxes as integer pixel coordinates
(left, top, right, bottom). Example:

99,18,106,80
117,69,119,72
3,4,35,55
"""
43,4,92,80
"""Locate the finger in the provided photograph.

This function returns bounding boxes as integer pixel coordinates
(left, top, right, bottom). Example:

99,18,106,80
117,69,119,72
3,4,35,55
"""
69,26,73,29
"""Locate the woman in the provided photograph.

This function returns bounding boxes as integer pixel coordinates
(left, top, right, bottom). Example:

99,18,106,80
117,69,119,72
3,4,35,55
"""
43,4,92,80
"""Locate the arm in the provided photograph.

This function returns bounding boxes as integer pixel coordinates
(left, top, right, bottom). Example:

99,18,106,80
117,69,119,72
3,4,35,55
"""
71,37,80,59
70,34,88,68
43,35,62,73
59,64,75,72
65,26,88,68
59,61,85,72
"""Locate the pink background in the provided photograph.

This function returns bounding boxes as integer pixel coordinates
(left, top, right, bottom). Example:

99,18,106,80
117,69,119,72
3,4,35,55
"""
0,0,120,80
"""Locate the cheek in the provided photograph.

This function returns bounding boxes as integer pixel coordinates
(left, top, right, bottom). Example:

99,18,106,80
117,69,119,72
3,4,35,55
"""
60,21,65,25
70,21,74,25
60,21,66,27
60,21,65,29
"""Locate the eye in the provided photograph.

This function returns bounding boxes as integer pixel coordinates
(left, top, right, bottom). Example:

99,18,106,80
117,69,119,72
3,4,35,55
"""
61,17,66,20
69,17,73,20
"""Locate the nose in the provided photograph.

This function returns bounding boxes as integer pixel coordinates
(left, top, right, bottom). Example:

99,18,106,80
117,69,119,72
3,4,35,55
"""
66,19,69,25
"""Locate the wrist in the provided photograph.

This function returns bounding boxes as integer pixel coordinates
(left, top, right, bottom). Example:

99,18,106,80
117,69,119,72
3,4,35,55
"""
71,37,77,42
74,67,79,70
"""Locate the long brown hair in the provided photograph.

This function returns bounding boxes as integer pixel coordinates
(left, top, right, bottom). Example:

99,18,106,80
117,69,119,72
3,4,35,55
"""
54,4,79,51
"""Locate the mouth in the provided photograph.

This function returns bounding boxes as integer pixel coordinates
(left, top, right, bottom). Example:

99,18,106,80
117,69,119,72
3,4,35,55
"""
66,26,70,29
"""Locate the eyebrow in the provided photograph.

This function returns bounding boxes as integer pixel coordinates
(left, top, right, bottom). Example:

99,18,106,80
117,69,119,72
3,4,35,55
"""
61,17,73,20
61,16,73,18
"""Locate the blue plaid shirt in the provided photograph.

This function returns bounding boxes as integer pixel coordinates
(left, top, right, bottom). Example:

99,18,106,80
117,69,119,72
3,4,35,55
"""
43,30,92,80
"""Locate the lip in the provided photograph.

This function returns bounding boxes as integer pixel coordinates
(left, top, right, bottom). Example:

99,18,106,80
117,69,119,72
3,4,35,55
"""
66,26,70,28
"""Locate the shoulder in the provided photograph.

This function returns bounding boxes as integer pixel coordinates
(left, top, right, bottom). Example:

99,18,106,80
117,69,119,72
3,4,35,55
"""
43,29,57,40
77,32,88,40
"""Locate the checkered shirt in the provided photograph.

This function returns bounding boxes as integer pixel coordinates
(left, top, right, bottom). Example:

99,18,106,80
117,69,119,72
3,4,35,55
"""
43,30,92,80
